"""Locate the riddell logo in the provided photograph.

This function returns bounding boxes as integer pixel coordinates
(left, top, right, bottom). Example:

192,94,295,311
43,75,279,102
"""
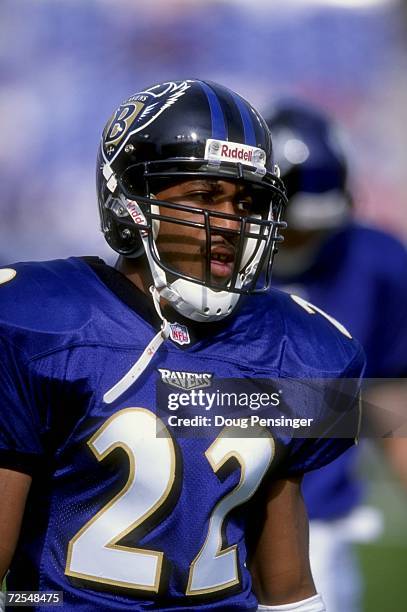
158,368,213,390
205,139,266,169
126,200,148,236
220,144,253,162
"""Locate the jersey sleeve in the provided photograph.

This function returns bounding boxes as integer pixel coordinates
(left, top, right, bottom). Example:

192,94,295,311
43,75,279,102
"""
0,336,45,475
279,342,365,477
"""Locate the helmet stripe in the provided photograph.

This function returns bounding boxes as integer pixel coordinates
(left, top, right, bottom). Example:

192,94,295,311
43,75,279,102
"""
199,81,227,140
230,91,256,146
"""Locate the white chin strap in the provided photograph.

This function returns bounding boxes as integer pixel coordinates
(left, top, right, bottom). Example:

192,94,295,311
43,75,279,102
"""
103,286,170,404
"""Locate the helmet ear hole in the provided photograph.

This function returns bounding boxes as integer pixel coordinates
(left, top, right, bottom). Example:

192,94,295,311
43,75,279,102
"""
105,215,144,258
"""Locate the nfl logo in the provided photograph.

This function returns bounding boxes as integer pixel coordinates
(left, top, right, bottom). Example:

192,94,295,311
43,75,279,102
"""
169,322,190,346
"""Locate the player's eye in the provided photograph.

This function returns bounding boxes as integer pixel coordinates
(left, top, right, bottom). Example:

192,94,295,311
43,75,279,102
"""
192,191,213,200
183,190,216,204
236,199,252,213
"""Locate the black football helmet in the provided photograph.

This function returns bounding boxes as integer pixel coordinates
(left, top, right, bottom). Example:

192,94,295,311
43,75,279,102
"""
97,79,287,321
265,100,351,230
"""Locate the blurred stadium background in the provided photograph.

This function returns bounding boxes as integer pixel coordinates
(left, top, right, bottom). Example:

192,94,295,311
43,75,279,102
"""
0,1,406,609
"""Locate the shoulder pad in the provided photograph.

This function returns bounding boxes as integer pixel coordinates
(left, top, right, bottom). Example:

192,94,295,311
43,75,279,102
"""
0,258,95,335
266,289,365,378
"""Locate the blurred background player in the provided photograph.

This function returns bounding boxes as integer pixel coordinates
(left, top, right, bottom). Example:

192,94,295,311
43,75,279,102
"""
265,100,407,612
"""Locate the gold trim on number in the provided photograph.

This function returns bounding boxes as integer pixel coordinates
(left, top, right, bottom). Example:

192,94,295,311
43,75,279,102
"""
65,407,176,592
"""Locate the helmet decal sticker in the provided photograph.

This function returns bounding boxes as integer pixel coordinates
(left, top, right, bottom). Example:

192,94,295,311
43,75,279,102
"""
104,102,145,153
205,139,267,173
103,80,192,164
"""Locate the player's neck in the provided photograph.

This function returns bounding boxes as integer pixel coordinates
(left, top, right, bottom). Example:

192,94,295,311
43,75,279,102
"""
115,256,151,295
114,256,187,325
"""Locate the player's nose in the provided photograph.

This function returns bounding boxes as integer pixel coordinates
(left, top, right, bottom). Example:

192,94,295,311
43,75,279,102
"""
211,199,241,232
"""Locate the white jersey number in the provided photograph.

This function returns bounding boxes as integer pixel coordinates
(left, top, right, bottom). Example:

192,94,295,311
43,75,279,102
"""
0,268,17,285
291,294,352,338
65,409,175,591
187,430,275,595
65,408,275,595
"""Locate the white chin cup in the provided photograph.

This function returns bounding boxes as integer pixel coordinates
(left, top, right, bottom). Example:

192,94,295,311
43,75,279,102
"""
163,278,240,322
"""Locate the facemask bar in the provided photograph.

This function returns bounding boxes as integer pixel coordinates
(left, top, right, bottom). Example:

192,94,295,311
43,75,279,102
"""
121,159,287,213
150,209,276,294
102,157,287,294
262,212,285,289
113,192,285,294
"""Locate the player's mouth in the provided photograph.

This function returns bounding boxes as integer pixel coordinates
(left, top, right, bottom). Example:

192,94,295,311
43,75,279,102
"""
209,241,236,279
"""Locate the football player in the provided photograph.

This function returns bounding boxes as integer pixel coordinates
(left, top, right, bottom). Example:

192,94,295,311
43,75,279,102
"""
266,100,407,612
0,80,364,611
